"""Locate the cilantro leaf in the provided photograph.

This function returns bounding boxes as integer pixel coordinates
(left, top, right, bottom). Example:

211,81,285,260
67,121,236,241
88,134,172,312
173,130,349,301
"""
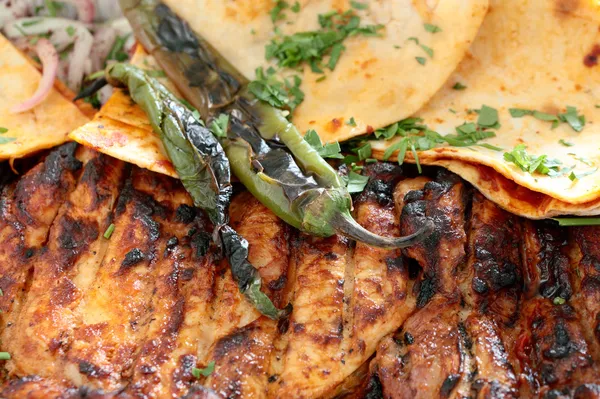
452,82,467,90
192,361,215,378
304,129,344,159
346,117,357,127
347,171,369,193
270,0,289,22
559,106,585,132
558,139,574,147
291,1,301,12
0,127,8,134
209,114,229,138
509,106,585,132
424,23,442,33
415,56,426,65
350,1,368,9
419,44,434,58
503,144,563,176
477,105,499,128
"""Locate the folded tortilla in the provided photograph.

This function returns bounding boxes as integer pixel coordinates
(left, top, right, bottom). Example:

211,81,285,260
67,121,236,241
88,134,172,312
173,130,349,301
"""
70,48,178,177
0,34,90,161
163,0,488,143
372,0,600,209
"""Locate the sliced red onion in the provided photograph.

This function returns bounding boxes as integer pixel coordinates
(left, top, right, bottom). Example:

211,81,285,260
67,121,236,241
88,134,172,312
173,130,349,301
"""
4,17,87,40
67,26,93,91
90,26,117,71
63,0,95,23
11,38,59,113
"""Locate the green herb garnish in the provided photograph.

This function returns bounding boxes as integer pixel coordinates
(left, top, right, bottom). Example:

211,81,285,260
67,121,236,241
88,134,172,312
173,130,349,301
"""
346,117,357,127
304,129,343,159
270,0,289,22
509,106,585,132
419,44,434,58
346,171,369,193
503,144,563,176
553,297,566,305
477,105,500,128
0,127,8,134
291,1,301,12
106,35,130,63
424,23,442,33
452,82,467,90
0,352,10,361
551,217,600,226
210,114,230,138
103,224,115,239
559,139,574,147
415,56,426,65
350,1,369,10
66,25,76,37
192,361,215,378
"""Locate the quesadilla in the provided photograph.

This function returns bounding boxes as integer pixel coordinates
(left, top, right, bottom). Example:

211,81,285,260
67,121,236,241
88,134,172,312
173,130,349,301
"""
372,0,600,212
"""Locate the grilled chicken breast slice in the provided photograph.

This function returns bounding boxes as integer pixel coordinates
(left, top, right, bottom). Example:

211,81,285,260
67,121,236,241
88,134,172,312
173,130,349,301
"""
0,143,81,338
400,170,468,304
5,153,125,379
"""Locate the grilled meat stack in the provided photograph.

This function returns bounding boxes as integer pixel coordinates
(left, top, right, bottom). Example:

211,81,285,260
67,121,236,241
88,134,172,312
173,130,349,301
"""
0,145,599,399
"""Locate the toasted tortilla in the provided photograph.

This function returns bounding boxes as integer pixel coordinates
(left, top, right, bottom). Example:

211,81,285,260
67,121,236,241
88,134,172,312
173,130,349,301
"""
163,0,488,143
69,47,177,177
0,34,90,161
372,0,600,208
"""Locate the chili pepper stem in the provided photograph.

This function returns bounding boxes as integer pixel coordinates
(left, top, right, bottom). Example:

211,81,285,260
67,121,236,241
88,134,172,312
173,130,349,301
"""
331,213,435,249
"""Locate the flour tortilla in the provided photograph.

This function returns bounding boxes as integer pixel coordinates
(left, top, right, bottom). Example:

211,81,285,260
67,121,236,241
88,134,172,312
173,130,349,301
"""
372,0,600,209
163,0,488,143
0,33,90,161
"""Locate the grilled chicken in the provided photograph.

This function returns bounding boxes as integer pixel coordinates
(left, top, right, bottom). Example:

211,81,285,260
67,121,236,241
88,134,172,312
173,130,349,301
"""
3,149,600,398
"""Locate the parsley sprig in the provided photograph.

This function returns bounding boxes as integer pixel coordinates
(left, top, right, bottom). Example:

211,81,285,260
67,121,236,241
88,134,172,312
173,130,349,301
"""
370,106,502,173
250,7,384,117
509,106,586,132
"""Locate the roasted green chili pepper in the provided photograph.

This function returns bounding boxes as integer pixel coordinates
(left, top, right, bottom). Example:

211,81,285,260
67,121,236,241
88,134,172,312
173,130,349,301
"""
120,0,434,248
104,63,289,320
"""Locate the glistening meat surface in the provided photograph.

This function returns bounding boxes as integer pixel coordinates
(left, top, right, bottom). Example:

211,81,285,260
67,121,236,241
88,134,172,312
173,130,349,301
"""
1,148,600,398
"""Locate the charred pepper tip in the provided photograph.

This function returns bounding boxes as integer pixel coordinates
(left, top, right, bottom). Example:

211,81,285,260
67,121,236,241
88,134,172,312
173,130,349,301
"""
331,213,435,249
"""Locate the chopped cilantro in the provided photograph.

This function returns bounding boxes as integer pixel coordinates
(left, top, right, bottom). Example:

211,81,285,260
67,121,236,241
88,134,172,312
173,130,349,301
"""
304,129,343,159
248,67,303,114
559,139,574,147
350,1,369,9
83,93,101,109
407,37,419,44
327,43,345,70
251,28,256,35
355,142,372,160
424,23,442,33
106,35,130,63
503,144,563,176
452,82,467,90
394,45,401,49
45,0,61,17
66,25,76,37
22,19,42,27
192,361,215,378
509,106,585,132
0,352,10,361
346,171,369,193
315,75,327,82
291,1,301,12
0,127,7,134
553,297,566,305
477,105,500,128
552,217,600,226
270,0,289,23
419,44,433,58
449,108,457,114
103,224,115,239
209,114,229,138
346,117,357,127
415,56,426,65
574,168,598,179
569,171,577,181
